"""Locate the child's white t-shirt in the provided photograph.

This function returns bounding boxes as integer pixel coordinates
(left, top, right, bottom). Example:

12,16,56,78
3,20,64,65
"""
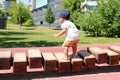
61,20,80,41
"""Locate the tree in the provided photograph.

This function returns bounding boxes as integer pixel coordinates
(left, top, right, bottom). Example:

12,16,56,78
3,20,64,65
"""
9,2,32,27
0,9,3,18
62,0,84,26
79,11,103,36
45,6,55,27
0,3,3,9
0,3,4,18
77,0,120,37
98,0,120,37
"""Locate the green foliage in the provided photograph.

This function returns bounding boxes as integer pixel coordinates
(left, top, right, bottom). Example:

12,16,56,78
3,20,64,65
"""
24,19,33,26
0,9,3,18
0,3,3,9
97,0,120,37
6,0,16,1
9,2,32,26
62,0,84,26
79,11,103,36
78,0,120,37
45,6,55,26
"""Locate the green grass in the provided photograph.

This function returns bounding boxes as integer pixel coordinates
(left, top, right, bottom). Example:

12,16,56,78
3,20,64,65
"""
0,24,120,48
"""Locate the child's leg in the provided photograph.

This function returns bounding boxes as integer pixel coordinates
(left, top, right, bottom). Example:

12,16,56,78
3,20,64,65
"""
72,45,77,58
62,40,70,59
72,40,79,58
63,47,69,59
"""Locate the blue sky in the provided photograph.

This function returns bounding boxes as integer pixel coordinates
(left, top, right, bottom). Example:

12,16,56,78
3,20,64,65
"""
36,0,47,8
17,0,30,5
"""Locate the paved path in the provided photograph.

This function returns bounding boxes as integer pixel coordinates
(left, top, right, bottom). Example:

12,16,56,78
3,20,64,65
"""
0,65,120,80
0,43,120,80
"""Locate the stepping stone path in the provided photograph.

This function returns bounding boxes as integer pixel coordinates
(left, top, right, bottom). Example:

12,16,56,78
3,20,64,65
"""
0,45,120,74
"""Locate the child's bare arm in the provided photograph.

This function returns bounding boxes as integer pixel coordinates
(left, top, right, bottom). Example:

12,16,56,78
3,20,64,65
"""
54,28,67,37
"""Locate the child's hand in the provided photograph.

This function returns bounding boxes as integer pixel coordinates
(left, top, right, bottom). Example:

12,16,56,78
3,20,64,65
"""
54,34,59,37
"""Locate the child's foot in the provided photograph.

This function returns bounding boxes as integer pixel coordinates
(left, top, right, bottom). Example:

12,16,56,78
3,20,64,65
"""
68,55,72,60
72,54,76,58
61,57,68,60
62,56,70,60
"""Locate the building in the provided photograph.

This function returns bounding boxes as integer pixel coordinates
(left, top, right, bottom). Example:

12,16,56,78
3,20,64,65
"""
82,0,97,10
29,0,36,11
31,0,97,27
0,0,14,10
31,0,62,27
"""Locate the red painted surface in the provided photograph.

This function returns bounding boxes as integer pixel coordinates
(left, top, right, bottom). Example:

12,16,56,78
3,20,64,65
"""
0,43,120,80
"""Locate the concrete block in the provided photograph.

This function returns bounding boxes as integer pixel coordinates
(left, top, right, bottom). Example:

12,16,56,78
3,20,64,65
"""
42,52,57,71
28,49,42,68
54,53,71,73
87,47,108,64
0,51,11,69
13,52,27,74
71,58,83,72
77,50,96,69
108,46,120,55
105,49,119,65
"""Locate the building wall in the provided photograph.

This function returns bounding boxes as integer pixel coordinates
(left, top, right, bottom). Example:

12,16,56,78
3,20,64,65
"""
48,0,62,27
32,0,62,27
0,0,13,10
30,0,34,11
0,0,4,10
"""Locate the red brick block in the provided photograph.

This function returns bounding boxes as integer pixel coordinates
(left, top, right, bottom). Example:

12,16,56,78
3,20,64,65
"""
104,49,119,65
0,51,11,69
71,58,83,72
42,52,57,71
77,50,96,69
28,49,42,68
88,47,108,64
54,53,71,73
13,52,27,74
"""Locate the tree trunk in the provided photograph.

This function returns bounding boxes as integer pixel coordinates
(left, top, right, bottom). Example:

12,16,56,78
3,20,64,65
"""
49,23,51,28
20,23,22,29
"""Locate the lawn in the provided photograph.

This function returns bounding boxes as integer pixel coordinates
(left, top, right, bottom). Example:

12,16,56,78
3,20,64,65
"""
0,24,120,48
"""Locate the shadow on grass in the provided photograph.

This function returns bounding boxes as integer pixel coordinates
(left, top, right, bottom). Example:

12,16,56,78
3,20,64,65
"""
0,40,63,48
0,31,40,36
0,30,62,47
80,41,90,44
23,28,36,30
52,28,61,30
85,34,104,37
0,37,26,41
0,37,91,48
0,31,26,35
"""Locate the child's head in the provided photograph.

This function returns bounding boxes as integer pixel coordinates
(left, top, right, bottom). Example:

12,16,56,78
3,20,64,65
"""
59,10,70,23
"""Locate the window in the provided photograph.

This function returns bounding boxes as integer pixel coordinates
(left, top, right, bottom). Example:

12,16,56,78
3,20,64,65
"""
40,21,43,25
48,0,54,3
86,0,96,1
86,5,98,10
54,4,57,8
